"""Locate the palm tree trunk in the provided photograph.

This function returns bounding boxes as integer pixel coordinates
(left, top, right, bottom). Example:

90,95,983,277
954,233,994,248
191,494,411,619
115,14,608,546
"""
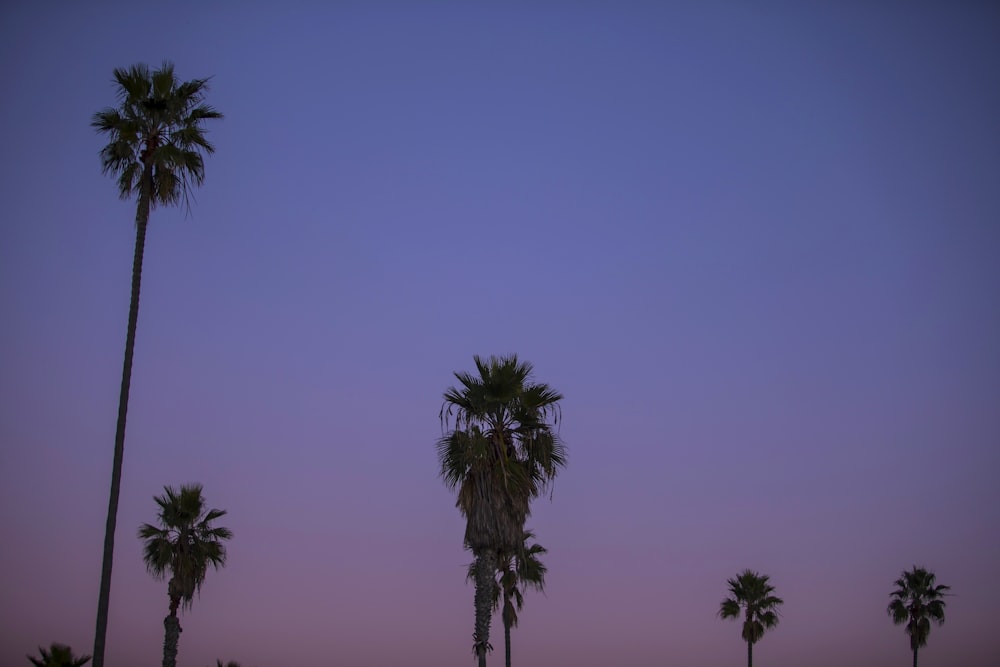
162,614,182,667
747,640,752,667
92,171,151,667
474,549,497,667
913,646,918,667
162,594,182,667
504,619,511,667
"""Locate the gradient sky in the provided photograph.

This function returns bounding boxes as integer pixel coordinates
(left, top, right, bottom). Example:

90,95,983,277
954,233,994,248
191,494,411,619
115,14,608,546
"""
1,3,998,667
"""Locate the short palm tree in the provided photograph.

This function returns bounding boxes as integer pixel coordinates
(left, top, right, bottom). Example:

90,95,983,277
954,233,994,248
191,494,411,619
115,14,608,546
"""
26,643,91,667
91,61,222,667
438,355,566,667
138,484,232,667
888,566,950,667
718,569,784,667
468,530,548,667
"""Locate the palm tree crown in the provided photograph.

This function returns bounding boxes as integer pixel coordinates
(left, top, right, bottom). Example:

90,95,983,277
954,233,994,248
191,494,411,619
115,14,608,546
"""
92,61,222,210
27,643,91,667
888,566,950,655
719,569,783,667
138,484,232,613
438,354,566,553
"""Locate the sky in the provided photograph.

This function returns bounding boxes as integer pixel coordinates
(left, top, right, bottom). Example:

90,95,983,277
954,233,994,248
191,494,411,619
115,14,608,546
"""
1,2,998,666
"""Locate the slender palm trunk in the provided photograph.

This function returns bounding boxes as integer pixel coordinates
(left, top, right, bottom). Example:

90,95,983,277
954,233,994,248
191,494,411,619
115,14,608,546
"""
163,595,182,667
747,640,752,667
93,169,151,667
913,646,918,667
504,619,511,667
474,549,497,667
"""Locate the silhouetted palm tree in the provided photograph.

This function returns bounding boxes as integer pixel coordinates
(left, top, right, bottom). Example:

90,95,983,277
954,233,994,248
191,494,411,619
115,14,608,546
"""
888,566,950,667
438,355,566,667
468,531,548,667
26,643,91,667
138,484,232,667
718,569,784,667
91,61,222,667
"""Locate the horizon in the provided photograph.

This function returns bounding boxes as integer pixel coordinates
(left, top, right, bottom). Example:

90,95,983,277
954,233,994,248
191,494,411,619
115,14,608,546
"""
1,3,998,666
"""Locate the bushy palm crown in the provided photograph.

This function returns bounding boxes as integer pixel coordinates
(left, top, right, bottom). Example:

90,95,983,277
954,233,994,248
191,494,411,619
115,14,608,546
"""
91,61,221,210
719,570,784,645
887,566,950,651
27,644,91,667
438,355,566,553
138,484,232,610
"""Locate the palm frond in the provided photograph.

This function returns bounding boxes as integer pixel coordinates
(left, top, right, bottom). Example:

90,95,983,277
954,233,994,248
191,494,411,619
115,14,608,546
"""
719,598,741,619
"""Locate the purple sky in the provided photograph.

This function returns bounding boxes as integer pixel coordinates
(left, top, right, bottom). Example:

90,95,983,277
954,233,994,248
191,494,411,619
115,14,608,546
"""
1,3,998,666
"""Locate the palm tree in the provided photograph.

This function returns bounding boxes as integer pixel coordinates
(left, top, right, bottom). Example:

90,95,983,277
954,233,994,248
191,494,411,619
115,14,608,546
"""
468,531,548,667
438,355,566,667
718,569,784,667
26,644,91,667
138,484,232,667
91,61,222,667
888,566,950,667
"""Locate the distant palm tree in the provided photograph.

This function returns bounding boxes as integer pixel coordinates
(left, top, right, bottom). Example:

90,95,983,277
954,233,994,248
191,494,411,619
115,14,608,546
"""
718,569,784,667
91,61,222,667
438,355,566,667
138,484,232,667
214,661,241,667
26,643,91,667
888,566,950,667
468,531,548,667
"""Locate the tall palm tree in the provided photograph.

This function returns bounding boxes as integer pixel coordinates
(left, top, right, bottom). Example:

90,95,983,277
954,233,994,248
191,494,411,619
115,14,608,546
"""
26,643,91,667
91,61,222,667
468,531,548,667
138,484,232,667
888,566,950,667
438,355,566,667
718,569,784,667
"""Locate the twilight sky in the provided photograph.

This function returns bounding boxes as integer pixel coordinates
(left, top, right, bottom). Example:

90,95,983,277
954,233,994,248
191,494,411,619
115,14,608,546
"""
1,3,998,667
